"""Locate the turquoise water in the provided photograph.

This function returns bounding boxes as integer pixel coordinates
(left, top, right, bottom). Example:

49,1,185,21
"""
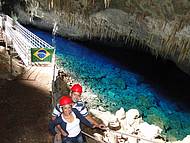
29,28,190,141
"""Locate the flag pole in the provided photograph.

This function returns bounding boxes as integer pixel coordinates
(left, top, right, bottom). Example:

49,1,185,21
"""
51,21,58,108
52,22,58,82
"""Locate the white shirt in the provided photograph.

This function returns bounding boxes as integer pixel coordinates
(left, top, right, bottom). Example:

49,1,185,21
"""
62,112,81,137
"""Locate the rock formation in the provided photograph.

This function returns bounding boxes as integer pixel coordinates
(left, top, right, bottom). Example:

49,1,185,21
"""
2,0,190,74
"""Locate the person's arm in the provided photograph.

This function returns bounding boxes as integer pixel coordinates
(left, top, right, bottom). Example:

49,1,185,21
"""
50,116,68,137
73,108,94,128
51,118,67,136
51,105,68,136
52,104,61,117
79,102,106,129
85,114,106,129
49,117,59,136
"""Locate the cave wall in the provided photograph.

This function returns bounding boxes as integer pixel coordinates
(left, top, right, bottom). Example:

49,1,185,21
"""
3,0,190,74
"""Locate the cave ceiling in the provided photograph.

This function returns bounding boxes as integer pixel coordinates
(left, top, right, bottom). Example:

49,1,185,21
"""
2,0,190,74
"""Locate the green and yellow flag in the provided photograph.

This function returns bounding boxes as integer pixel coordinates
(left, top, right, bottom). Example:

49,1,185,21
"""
31,48,54,62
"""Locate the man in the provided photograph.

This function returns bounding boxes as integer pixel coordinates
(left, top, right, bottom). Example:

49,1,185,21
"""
52,84,105,137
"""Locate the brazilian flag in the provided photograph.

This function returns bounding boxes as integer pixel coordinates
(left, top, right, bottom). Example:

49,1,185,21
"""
31,48,54,62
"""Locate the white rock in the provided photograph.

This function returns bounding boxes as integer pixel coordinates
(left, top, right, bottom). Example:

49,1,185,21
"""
171,135,190,143
127,136,138,143
125,109,141,133
115,107,126,120
137,122,162,140
98,106,106,112
0,46,5,53
103,130,117,143
182,135,190,143
90,109,117,126
93,133,103,141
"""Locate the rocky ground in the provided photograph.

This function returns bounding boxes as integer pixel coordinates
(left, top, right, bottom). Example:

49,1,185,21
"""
0,51,53,143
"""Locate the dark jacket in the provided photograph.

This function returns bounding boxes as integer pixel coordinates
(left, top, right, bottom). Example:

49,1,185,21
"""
49,108,93,136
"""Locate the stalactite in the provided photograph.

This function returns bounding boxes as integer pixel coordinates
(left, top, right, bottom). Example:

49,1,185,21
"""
131,33,136,48
74,14,77,27
162,20,167,32
110,28,113,40
128,36,132,47
148,33,154,46
108,27,111,40
65,14,69,28
177,18,184,31
114,29,117,40
71,14,75,26
123,36,127,47
135,37,139,49
186,41,190,64
159,38,165,57
100,29,104,40
85,21,90,36
107,27,111,39
166,42,174,57
131,37,135,48
125,36,129,46
183,41,189,61
104,0,111,8
170,43,176,57
180,40,189,62
109,27,114,40
97,20,101,37
48,0,53,10
88,18,92,36
128,29,133,37
111,29,114,40
137,39,142,50
103,23,108,39
69,14,73,26
178,39,185,62
93,25,97,38
177,39,185,62
72,14,75,26
105,27,109,39
83,0,88,8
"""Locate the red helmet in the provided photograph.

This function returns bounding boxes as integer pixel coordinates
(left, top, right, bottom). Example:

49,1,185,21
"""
71,84,82,93
59,96,73,106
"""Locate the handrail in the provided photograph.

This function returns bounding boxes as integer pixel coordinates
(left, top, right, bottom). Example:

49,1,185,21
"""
15,22,53,49
81,131,106,143
3,14,55,66
5,23,31,65
112,130,165,143
5,14,54,50
81,129,165,143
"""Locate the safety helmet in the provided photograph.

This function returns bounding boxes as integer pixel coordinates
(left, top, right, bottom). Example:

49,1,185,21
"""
71,84,82,94
59,96,73,106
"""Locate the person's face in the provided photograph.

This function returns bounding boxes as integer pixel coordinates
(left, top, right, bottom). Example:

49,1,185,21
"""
62,104,72,116
70,92,81,102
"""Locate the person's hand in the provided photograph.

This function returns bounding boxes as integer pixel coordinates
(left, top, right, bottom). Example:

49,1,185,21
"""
54,133,62,142
61,130,68,137
98,123,107,130
93,123,107,130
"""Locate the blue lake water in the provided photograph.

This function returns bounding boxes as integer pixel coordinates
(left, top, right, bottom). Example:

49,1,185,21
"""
29,27,190,141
